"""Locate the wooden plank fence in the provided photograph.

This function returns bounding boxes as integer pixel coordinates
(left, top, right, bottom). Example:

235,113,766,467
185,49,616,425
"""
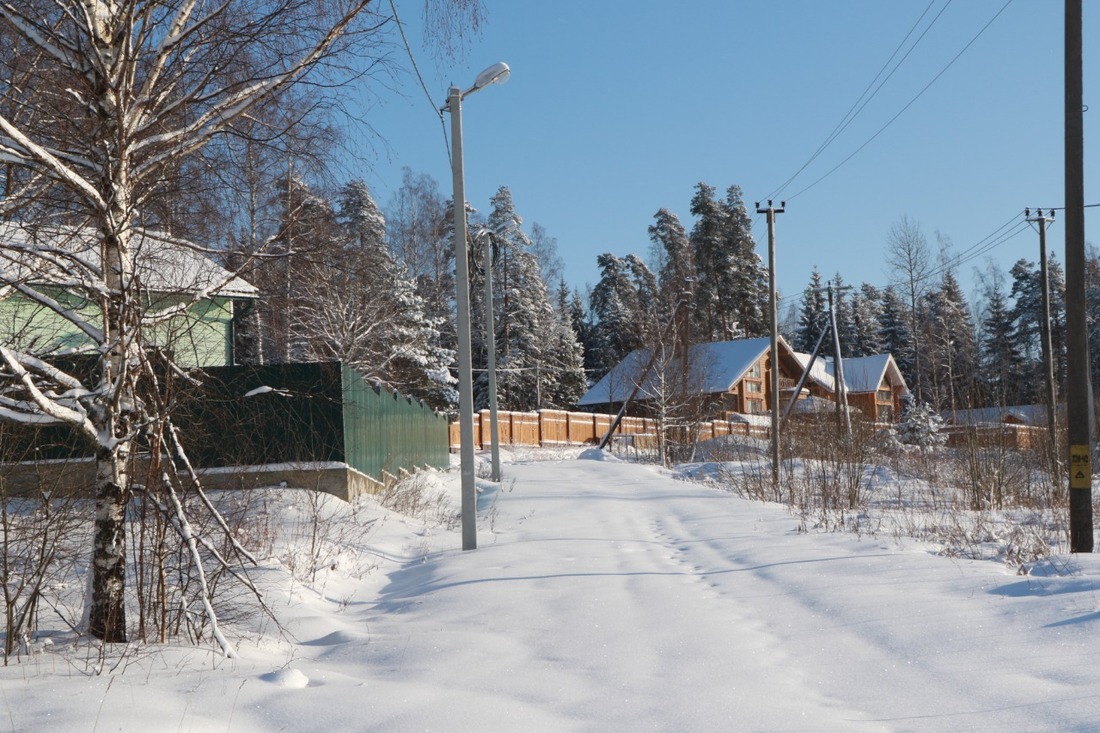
449,409,769,450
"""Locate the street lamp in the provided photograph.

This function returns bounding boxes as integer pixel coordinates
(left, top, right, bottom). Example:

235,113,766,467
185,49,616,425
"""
444,62,510,551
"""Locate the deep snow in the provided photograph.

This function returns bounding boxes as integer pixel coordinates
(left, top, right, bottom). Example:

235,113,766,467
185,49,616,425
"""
4,449,1100,732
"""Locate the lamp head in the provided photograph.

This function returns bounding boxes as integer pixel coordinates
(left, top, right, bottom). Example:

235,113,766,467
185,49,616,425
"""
464,62,511,98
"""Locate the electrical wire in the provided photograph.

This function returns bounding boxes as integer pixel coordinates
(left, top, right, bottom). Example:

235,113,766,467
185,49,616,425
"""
776,210,1030,313
388,0,451,161
765,0,945,202
787,0,1015,201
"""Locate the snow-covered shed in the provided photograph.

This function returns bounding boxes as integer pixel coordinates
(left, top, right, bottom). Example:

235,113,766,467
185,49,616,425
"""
0,223,256,367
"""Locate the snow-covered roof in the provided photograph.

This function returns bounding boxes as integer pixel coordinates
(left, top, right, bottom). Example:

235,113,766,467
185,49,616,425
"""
791,352,837,392
837,354,908,395
794,352,909,396
0,222,257,298
944,404,1053,426
578,337,783,407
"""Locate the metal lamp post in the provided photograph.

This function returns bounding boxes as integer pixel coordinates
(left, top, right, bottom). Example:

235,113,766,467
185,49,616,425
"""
443,62,510,551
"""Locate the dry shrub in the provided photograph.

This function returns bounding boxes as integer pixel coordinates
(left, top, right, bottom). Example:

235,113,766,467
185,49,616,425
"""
378,471,459,529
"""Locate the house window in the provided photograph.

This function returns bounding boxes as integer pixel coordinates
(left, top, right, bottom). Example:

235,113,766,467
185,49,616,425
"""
748,362,762,378
747,398,764,414
745,381,762,393
878,388,892,402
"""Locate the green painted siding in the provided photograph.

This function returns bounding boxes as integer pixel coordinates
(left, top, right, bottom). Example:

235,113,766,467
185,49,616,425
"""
149,295,235,367
0,290,235,367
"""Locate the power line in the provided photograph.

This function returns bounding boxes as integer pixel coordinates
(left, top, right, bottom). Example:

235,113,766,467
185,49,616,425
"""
765,0,945,201
787,0,1015,201
775,210,1029,313
387,0,451,161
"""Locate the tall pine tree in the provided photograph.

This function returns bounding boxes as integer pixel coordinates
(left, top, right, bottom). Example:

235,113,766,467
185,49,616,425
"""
688,183,766,341
879,286,916,387
589,253,647,380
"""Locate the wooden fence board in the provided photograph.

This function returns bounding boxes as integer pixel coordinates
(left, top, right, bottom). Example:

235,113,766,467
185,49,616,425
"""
450,410,767,450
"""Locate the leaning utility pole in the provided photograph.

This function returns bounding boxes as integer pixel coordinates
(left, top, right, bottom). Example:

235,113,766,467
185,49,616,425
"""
827,285,852,438
756,200,784,487
1025,208,1061,490
1064,0,1093,552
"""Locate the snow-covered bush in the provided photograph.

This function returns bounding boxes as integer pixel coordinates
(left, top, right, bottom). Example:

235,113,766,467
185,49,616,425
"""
896,400,947,449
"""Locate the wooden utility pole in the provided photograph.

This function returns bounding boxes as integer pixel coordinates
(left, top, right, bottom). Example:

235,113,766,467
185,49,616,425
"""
756,200,784,487
1025,208,1062,491
1064,0,1093,552
827,285,852,438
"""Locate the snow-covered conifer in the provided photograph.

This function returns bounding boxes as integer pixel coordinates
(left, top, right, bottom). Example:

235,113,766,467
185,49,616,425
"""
896,399,947,449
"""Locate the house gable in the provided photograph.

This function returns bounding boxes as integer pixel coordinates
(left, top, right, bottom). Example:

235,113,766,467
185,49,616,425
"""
835,354,909,422
0,224,256,367
577,337,806,417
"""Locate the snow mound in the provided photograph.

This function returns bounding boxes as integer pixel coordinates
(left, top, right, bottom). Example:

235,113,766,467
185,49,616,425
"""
1026,554,1100,578
302,629,368,646
261,668,310,688
578,447,619,462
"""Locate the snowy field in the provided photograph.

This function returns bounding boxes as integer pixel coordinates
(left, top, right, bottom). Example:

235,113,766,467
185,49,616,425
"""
4,448,1100,732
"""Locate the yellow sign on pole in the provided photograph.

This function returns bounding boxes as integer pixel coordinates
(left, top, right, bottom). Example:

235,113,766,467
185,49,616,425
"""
1070,444,1092,489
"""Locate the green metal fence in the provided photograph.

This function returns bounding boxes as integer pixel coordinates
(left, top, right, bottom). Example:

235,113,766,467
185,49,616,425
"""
339,363,450,480
3,361,450,486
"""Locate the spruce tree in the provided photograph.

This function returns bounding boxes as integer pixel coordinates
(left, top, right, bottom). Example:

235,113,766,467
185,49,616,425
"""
689,183,728,340
832,274,858,358
850,283,884,357
722,185,769,337
794,268,828,354
1086,249,1100,388
288,180,457,410
543,281,589,409
481,186,583,411
980,281,1023,405
589,253,646,380
1009,257,1067,391
879,286,916,387
921,270,977,411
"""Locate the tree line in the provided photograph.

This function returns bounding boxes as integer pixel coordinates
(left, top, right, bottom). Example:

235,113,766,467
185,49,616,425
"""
228,170,588,415
576,192,1100,421
790,214,1100,416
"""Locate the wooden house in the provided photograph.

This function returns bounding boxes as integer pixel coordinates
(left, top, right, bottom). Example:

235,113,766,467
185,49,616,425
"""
0,223,256,367
577,336,831,419
840,354,909,422
578,337,909,424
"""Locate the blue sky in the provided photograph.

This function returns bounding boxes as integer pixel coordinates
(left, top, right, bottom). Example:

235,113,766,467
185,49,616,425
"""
351,1,1100,317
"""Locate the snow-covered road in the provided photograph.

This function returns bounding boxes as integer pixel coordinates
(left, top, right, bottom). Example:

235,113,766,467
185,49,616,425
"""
332,454,1100,732
8,452,1100,732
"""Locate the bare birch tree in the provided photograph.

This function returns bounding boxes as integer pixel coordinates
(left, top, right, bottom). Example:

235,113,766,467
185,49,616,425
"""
0,0,477,650
885,215,932,402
